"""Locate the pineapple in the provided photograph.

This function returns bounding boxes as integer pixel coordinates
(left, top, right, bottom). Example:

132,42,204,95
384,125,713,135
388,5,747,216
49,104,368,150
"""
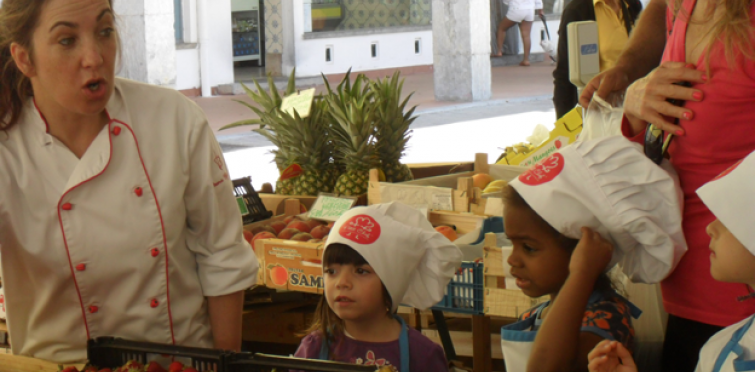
220,70,299,194
325,71,381,196
372,71,418,183
285,98,334,195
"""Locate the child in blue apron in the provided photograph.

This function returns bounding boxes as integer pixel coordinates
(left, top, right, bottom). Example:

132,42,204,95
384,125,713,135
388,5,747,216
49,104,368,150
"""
293,202,462,372
500,136,688,372
588,150,755,372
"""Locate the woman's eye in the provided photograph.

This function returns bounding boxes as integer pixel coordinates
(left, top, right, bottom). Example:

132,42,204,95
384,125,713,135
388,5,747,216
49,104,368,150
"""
523,244,536,253
356,268,370,275
59,37,75,46
100,28,114,37
324,268,335,275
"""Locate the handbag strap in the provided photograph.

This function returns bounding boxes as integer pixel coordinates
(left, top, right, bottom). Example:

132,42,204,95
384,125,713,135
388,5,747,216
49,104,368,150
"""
539,13,551,40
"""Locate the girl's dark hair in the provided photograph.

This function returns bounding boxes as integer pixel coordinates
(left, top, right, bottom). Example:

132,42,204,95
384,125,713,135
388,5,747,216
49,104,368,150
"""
0,0,116,131
502,185,617,295
301,243,393,359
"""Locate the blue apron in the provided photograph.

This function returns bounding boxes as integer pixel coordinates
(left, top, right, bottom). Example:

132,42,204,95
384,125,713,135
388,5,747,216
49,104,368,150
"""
500,291,642,372
712,315,755,372
319,315,410,372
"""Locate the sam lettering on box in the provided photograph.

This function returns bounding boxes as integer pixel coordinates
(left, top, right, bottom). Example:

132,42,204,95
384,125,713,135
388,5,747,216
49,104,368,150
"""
289,273,324,289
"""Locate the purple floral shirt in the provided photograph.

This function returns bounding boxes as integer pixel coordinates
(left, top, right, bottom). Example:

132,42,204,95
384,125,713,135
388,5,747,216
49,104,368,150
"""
294,328,448,372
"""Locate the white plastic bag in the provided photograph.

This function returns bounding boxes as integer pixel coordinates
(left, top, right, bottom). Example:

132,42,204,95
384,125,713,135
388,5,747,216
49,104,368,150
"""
579,95,624,142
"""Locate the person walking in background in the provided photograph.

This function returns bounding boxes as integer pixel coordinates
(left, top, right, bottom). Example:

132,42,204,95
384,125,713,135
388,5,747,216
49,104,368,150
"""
492,0,544,66
552,0,641,119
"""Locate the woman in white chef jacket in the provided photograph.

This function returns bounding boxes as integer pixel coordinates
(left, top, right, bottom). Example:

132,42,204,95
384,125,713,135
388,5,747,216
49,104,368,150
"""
0,0,258,363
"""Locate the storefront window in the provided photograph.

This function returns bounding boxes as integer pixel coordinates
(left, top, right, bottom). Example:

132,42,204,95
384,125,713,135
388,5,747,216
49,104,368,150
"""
305,0,432,33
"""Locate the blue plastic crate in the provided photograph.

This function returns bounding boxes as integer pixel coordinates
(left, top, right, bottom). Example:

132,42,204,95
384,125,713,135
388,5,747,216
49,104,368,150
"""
432,261,484,314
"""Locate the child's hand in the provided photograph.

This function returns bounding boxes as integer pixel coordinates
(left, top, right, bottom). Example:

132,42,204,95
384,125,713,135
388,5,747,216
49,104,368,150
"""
588,340,637,372
569,227,614,280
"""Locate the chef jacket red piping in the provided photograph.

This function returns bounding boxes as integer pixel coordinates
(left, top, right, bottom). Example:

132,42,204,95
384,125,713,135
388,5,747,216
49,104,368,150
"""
32,99,50,133
115,119,177,345
54,118,121,340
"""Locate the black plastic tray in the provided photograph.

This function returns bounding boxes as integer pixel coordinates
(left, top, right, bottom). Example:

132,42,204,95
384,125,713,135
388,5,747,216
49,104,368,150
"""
87,337,227,371
232,177,273,225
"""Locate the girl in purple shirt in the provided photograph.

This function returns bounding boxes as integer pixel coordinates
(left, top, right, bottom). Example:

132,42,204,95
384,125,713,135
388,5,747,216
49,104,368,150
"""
293,203,463,372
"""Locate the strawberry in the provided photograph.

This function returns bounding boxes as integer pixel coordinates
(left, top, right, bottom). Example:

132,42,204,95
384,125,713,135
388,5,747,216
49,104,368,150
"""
60,367,80,372
146,361,167,372
168,362,184,372
81,366,98,372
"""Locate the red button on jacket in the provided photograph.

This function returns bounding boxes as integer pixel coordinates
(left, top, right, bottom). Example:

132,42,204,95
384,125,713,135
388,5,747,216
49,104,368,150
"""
134,187,143,197
112,127,121,136
75,264,86,271
151,248,160,257
150,299,159,308
61,203,73,211
89,305,98,314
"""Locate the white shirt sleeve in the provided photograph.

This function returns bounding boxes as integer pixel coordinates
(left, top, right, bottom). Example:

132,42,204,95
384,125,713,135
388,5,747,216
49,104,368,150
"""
183,107,258,297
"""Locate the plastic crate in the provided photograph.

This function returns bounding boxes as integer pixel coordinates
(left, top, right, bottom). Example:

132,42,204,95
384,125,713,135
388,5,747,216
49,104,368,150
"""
226,353,381,372
87,337,227,372
431,261,484,315
233,177,273,225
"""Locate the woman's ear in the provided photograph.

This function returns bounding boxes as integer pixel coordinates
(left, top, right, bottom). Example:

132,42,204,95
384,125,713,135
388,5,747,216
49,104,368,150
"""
10,42,36,78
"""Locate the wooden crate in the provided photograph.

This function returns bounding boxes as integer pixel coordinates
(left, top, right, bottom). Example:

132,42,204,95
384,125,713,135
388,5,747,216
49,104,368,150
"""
244,199,305,285
482,233,547,319
258,194,368,216
368,153,493,215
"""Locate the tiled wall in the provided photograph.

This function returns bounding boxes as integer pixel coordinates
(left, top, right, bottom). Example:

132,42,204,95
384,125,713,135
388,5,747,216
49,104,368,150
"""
264,0,283,54
337,0,431,31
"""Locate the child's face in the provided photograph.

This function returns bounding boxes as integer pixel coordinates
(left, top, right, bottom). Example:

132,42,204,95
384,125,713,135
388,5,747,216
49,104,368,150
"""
504,203,572,298
324,263,388,322
707,218,755,285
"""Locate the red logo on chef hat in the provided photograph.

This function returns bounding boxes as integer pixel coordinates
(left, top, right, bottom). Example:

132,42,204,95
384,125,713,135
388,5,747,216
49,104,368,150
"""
519,153,565,186
713,159,744,181
339,215,381,245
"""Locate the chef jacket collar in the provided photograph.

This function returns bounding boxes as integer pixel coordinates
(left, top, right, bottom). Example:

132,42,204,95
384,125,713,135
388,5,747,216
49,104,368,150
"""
27,82,129,147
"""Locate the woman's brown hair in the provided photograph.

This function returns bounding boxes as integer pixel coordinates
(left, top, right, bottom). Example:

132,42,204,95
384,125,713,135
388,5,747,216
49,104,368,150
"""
301,243,393,360
0,0,115,131
672,0,755,71
502,185,618,295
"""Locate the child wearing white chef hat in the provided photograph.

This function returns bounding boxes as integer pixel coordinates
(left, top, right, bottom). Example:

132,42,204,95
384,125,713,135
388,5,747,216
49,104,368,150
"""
499,135,687,372
589,151,755,372
293,202,463,372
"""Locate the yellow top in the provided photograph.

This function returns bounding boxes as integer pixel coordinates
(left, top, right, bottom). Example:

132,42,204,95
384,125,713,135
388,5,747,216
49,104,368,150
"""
593,0,631,71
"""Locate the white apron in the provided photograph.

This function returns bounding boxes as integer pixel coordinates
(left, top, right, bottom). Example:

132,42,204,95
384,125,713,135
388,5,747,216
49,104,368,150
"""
500,291,641,372
710,315,755,372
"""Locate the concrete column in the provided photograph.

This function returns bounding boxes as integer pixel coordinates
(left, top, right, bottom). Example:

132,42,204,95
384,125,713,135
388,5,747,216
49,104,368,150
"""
114,0,177,87
432,0,492,101
281,0,296,76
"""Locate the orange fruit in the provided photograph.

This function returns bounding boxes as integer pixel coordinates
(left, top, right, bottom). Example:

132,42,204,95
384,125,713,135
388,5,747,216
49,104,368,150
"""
435,226,458,242
472,173,493,190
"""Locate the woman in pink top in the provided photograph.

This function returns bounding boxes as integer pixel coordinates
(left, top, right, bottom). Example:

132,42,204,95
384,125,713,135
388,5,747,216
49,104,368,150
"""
620,0,755,370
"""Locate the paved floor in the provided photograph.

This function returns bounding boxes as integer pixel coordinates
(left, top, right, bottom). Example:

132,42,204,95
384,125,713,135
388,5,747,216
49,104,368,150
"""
196,60,557,136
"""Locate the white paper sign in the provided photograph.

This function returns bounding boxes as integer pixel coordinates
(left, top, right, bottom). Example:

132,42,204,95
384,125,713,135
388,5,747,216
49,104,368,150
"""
379,183,454,211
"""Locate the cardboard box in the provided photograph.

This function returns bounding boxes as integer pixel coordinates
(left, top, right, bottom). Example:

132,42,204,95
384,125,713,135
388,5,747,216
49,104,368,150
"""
258,239,325,294
497,106,583,166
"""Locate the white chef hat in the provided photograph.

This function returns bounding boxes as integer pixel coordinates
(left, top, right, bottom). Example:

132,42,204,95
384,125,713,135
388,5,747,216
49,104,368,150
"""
509,136,688,284
697,152,755,254
324,202,463,312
